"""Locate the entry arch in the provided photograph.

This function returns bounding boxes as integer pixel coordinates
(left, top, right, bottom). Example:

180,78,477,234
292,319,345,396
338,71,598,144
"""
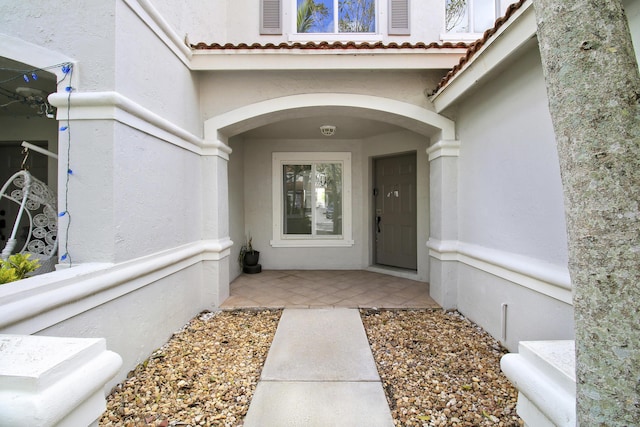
204,93,455,142
203,92,457,285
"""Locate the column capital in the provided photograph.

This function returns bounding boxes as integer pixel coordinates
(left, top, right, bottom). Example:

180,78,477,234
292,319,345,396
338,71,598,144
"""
426,140,460,161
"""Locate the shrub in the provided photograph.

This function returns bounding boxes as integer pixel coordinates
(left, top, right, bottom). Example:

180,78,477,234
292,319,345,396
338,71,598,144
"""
0,253,41,285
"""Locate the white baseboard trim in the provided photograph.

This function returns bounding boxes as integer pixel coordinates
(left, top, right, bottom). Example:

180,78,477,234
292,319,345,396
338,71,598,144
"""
0,239,232,334
428,239,572,304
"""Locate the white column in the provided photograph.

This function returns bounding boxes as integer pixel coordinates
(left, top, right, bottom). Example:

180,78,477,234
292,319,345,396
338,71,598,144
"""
201,141,232,307
426,140,460,309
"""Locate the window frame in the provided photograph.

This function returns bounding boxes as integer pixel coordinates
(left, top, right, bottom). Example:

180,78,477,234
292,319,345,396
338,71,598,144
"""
441,0,500,40
271,152,354,248
294,0,378,35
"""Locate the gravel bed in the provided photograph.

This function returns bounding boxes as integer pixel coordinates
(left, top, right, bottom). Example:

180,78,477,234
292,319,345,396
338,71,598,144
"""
101,310,281,427
361,309,522,426
101,309,521,427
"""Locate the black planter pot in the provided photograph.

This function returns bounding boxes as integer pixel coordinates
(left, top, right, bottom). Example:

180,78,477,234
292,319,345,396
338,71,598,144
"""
243,250,260,267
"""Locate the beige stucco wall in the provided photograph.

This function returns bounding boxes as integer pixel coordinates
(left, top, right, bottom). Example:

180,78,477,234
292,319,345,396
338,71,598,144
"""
199,70,444,119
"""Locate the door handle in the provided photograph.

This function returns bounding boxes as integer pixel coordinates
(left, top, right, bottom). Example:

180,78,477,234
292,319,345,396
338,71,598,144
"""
377,216,381,233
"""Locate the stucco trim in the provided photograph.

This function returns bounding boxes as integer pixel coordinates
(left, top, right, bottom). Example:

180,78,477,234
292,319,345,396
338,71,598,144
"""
427,140,461,160
122,0,192,66
427,238,572,304
0,33,77,90
49,91,231,159
205,93,456,140
0,238,232,334
431,0,536,112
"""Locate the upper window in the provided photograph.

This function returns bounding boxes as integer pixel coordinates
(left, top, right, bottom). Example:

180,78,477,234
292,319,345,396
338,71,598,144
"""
445,0,499,34
296,0,376,33
271,152,353,248
260,0,410,37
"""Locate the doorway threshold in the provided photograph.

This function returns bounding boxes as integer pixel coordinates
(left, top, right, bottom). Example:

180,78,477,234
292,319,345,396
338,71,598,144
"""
366,265,421,282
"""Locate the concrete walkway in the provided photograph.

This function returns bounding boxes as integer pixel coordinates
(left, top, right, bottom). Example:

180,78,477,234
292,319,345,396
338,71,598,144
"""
243,308,394,427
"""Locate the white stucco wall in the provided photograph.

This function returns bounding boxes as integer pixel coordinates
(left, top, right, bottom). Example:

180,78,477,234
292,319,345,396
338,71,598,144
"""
112,125,203,262
213,0,445,45
239,138,365,270
0,0,117,91
456,47,568,265
148,0,221,45
446,45,574,349
115,1,202,136
199,70,443,119
229,129,430,278
37,264,206,390
1,1,229,392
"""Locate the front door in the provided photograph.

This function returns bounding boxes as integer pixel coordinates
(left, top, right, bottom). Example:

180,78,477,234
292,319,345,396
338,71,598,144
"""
373,152,417,270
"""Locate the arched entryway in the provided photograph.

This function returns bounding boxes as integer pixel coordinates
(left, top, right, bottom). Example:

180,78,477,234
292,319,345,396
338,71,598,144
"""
203,93,456,295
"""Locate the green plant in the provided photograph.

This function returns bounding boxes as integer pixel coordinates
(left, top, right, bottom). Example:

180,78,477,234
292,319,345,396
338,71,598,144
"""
0,253,41,284
297,0,329,32
238,236,255,268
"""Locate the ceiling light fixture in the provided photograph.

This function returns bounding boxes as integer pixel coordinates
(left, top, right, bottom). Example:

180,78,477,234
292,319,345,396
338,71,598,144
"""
1,86,56,118
320,125,336,137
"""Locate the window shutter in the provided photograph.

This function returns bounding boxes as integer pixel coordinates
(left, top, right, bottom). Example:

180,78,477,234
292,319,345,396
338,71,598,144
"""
260,0,282,34
388,0,410,35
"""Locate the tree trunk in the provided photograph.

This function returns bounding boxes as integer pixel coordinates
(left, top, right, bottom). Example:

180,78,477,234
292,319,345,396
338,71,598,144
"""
532,0,640,424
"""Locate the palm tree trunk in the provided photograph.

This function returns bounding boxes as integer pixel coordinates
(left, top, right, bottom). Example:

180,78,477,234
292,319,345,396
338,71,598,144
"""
532,0,640,424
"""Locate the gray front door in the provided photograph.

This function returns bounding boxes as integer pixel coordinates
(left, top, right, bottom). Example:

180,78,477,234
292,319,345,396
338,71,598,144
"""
374,152,417,270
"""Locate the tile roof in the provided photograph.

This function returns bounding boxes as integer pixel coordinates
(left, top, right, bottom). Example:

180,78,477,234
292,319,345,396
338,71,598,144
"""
190,41,470,51
432,0,528,94
190,0,526,93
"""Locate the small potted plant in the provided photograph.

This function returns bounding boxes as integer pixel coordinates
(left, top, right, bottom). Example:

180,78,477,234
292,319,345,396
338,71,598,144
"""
238,236,260,269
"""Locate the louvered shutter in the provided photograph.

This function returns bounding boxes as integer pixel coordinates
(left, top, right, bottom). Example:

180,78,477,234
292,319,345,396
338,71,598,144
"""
388,0,410,35
260,0,282,34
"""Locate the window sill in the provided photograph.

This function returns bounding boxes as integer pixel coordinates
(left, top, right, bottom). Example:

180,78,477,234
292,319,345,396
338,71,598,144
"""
440,32,485,42
270,239,355,248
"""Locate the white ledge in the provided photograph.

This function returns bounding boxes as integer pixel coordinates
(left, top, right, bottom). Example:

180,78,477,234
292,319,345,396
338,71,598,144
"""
49,91,232,159
428,239,572,304
0,239,233,334
191,48,466,71
0,334,122,427
501,340,576,426
270,239,355,248
122,0,192,66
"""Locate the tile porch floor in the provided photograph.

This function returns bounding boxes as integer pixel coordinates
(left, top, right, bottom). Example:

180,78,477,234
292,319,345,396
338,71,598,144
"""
220,269,440,309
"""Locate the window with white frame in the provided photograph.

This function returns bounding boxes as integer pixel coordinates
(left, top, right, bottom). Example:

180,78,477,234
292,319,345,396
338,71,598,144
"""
296,0,376,33
260,0,410,36
445,0,499,34
271,152,353,247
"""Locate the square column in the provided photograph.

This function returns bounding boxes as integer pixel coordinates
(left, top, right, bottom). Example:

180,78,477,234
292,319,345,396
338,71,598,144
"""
426,140,460,309
201,145,232,307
